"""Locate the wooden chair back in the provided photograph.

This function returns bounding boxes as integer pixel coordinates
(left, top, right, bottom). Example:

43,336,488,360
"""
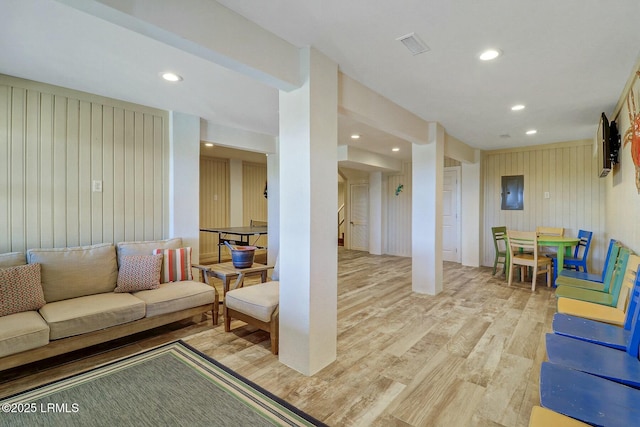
491,226,508,275
506,230,552,291
491,226,507,254
507,230,538,263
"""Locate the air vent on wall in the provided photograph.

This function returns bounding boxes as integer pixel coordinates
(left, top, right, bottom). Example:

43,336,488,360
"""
396,32,430,55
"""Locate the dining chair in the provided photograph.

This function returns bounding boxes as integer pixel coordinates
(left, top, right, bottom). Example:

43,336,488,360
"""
536,226,564,257
491,226,507,275
536,226,564,237
506,230,552,291
558,239,618,284
547,230,593,273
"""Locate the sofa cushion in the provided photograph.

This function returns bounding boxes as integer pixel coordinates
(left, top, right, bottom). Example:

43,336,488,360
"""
153,247,193,282
0,263,46,316
39,293,145,340
132,281,215,318
225,281,279,322
115,254,163,293
116,238,183,268
0,252,26,268
0,311,50,358
27,243,118,303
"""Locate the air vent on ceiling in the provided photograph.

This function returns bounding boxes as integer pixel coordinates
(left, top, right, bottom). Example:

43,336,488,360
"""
396,32,430,55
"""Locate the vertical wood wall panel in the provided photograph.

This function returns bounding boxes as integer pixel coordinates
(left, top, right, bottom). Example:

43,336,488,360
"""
243,162,268,248
53,95,67,247
482,141,606,271
11,88,26,250
0,86,9,250
25,90,40,250
242,162,268,224
199,157,229,260
386,162,412,256
0,76,169,253
66,98,80,247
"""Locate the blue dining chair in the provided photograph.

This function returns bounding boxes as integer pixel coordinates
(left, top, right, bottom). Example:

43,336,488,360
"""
548,230,593,273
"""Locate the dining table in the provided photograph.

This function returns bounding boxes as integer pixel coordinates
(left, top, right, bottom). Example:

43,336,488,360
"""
537,235,580,285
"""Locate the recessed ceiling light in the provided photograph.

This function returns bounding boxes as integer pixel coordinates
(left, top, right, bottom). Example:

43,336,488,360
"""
161,72,183,82
392,147,400,152
204,143,214,147
526,129,537,135
479,49,502,61
511,104,525,111
351,134,360,139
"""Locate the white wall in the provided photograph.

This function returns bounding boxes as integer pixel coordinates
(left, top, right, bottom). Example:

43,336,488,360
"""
606,70,640,253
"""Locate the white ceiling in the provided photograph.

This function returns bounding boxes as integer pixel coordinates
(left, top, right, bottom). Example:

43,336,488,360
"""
2,0,640,158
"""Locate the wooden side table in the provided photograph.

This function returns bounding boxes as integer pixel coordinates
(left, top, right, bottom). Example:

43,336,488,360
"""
200,262,273,297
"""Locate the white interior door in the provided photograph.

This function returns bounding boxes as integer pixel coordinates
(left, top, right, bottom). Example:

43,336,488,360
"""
350,184,369,251
443,167,461,262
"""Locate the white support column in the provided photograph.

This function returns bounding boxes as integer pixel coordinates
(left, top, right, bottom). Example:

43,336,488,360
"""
229,158,243,226
461,157,481,267
279,48,338,375
369,171,383,255
411,122,444,295
267,145,280,266
168,111,201,262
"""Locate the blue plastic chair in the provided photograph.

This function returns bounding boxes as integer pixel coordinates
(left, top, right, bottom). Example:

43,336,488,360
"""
540,362,640,427
555,249,630,306
546,267,640,388
548,230,593,273
552,266,640,351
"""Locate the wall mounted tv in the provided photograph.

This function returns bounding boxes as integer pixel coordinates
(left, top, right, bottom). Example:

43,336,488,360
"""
596,112,620,178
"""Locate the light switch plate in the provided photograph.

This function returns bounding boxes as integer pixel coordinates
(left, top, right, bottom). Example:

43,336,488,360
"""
92,180,103,192
544,191,550,199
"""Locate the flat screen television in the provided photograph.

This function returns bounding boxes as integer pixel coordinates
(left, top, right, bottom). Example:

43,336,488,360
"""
597,112,611,177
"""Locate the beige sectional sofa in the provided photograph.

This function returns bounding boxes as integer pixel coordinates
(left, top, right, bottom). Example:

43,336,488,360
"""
0,238,218,371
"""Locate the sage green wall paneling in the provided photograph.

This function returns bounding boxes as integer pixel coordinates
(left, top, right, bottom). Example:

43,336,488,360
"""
482,141,606,272
0,75,169,253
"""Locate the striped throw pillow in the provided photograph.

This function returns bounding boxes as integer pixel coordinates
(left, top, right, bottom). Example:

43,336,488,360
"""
153,247,192,283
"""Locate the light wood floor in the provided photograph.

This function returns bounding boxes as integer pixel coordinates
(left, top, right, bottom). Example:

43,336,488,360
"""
0,249,556,426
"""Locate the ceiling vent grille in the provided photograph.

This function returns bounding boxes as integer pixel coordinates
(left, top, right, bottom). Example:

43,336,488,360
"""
396,32,430,55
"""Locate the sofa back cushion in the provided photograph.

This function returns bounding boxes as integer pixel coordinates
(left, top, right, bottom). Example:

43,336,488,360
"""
27,243,118,303
0,252,26,268
116,238,183,268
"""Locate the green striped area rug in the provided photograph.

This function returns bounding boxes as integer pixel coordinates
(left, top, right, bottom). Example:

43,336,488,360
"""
0,341,325,427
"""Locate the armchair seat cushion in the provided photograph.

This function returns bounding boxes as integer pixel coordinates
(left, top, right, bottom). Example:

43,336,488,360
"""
225,281,279,322
0,311,49,358
39,293,145,340
132,281,216,318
